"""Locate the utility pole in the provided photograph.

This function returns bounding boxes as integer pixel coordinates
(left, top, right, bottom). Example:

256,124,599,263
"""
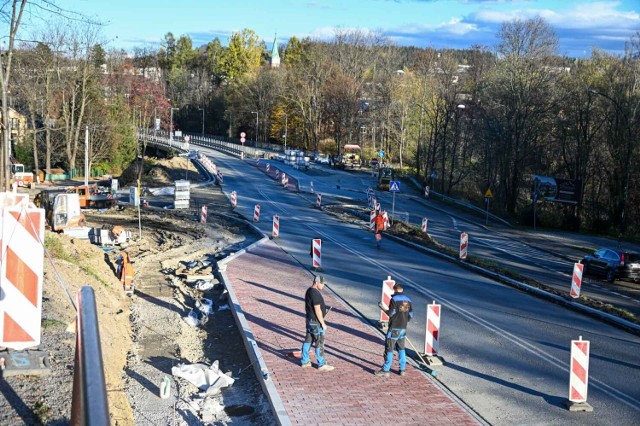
84,126,89,187
198,107,205,136
251,111,259,147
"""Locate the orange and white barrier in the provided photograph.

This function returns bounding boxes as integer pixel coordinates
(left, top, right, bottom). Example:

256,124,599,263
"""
253,204,261,222
272,215,280,238
567,336,591,410
424,186,430,198
312,238,322,270
216,171,224,184
0,192,45,350
310,181,314,194
424,302,441,356
459,232,468,259
266,164,271,173
316,194,322,208
382,211,389,230
421,218,428,233
281,173,288,186
570,263,583,299
200,205,207,224
230,191,237,208
370,210,376,230
379,276,395,323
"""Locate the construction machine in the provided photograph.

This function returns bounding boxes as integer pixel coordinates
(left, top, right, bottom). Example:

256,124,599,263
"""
377,166,395,191
34,190,85,232
10,162,34,188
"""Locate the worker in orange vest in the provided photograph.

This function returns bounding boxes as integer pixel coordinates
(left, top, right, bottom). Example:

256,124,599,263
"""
374,210,385,248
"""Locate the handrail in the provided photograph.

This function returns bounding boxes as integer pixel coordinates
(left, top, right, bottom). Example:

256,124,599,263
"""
71,286,110,426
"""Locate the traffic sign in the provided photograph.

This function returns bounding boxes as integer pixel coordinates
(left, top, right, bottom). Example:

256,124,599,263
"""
389,181,400,192
378,150,385,158
484,188,493,198
240,132,246,138
184,135,190,143
240,137,246,144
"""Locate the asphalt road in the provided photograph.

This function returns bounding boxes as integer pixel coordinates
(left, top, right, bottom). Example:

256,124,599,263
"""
193,148,640,426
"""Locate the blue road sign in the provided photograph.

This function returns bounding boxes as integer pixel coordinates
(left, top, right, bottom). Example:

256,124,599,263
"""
389,181,400,192
378,150,385,158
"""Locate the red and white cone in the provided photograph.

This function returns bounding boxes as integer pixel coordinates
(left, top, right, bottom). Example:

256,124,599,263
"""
565,336,593,411
459,232,468,259
230,191,237,208
316,193,322,208
423,301,444,365
272,215,280,238
570,263,583,299
421,218,428,233
200,205,207,224
370,210,376,230
253,204,261,222
312,239,322,271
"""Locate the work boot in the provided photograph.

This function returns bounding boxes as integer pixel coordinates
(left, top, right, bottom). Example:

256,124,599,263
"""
399,370,406,376
374,369,390,377
301,362,312,368
317,364,335,372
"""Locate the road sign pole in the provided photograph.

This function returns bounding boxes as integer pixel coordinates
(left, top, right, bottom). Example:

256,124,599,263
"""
392,191,396,225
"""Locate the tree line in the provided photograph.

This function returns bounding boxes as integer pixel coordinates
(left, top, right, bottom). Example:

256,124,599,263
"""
4,10,639,238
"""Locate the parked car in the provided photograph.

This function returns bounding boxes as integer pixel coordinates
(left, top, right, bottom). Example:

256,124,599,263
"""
580,248,640,283
315,156,330,164
369,158,379,168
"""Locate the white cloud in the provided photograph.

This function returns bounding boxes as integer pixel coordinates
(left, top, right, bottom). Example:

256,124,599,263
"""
469,1,639,30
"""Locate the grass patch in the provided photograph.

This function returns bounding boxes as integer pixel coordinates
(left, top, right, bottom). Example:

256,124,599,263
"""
33,399,50,423
44,234,110,288
41,318,66,329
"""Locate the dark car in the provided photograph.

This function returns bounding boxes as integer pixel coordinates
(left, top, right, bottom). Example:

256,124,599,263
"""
580,248,640,283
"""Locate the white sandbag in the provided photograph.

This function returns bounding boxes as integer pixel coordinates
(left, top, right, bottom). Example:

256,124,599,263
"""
183,309,200,326
171,360,235,393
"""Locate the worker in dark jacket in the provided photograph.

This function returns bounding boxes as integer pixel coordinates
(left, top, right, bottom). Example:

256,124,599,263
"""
375,283,413,377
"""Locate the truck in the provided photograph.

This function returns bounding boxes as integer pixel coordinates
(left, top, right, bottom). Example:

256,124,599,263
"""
34,190,86,232
65,184,117,209
10,163,34,188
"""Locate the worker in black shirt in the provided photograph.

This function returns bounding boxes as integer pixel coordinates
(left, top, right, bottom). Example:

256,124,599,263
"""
300,276,335,371
375,282,413,377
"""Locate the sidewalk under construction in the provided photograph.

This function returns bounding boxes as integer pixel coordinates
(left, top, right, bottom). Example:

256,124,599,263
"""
220,239,484,425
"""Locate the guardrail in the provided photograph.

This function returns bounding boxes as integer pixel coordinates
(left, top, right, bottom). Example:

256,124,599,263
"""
71,286,109,426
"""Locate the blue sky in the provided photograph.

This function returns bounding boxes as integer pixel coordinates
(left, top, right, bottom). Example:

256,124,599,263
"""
57,0,639,57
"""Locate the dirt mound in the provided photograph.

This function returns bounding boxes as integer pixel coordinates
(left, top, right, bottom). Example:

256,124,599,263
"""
119,157,205,187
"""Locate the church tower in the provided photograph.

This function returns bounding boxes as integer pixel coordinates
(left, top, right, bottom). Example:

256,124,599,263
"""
270,34,280,68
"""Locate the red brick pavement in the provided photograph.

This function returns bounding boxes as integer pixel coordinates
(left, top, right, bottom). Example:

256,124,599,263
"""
225,240,481,425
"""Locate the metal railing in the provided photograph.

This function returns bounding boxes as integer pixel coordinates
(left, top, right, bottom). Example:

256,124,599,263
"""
71,286,110,425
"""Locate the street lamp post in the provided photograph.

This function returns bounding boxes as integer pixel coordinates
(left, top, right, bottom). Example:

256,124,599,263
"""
251,111,259,146
198,107,205,136
283,113,288,152
169,107,179,143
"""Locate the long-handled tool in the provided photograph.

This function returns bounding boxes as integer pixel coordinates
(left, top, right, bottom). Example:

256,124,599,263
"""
377,303,438,377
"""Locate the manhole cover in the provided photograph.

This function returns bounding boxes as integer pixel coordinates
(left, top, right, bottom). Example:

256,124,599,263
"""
224,404,255,417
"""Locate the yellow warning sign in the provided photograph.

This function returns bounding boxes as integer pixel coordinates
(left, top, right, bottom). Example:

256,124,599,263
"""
484,188,493,198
